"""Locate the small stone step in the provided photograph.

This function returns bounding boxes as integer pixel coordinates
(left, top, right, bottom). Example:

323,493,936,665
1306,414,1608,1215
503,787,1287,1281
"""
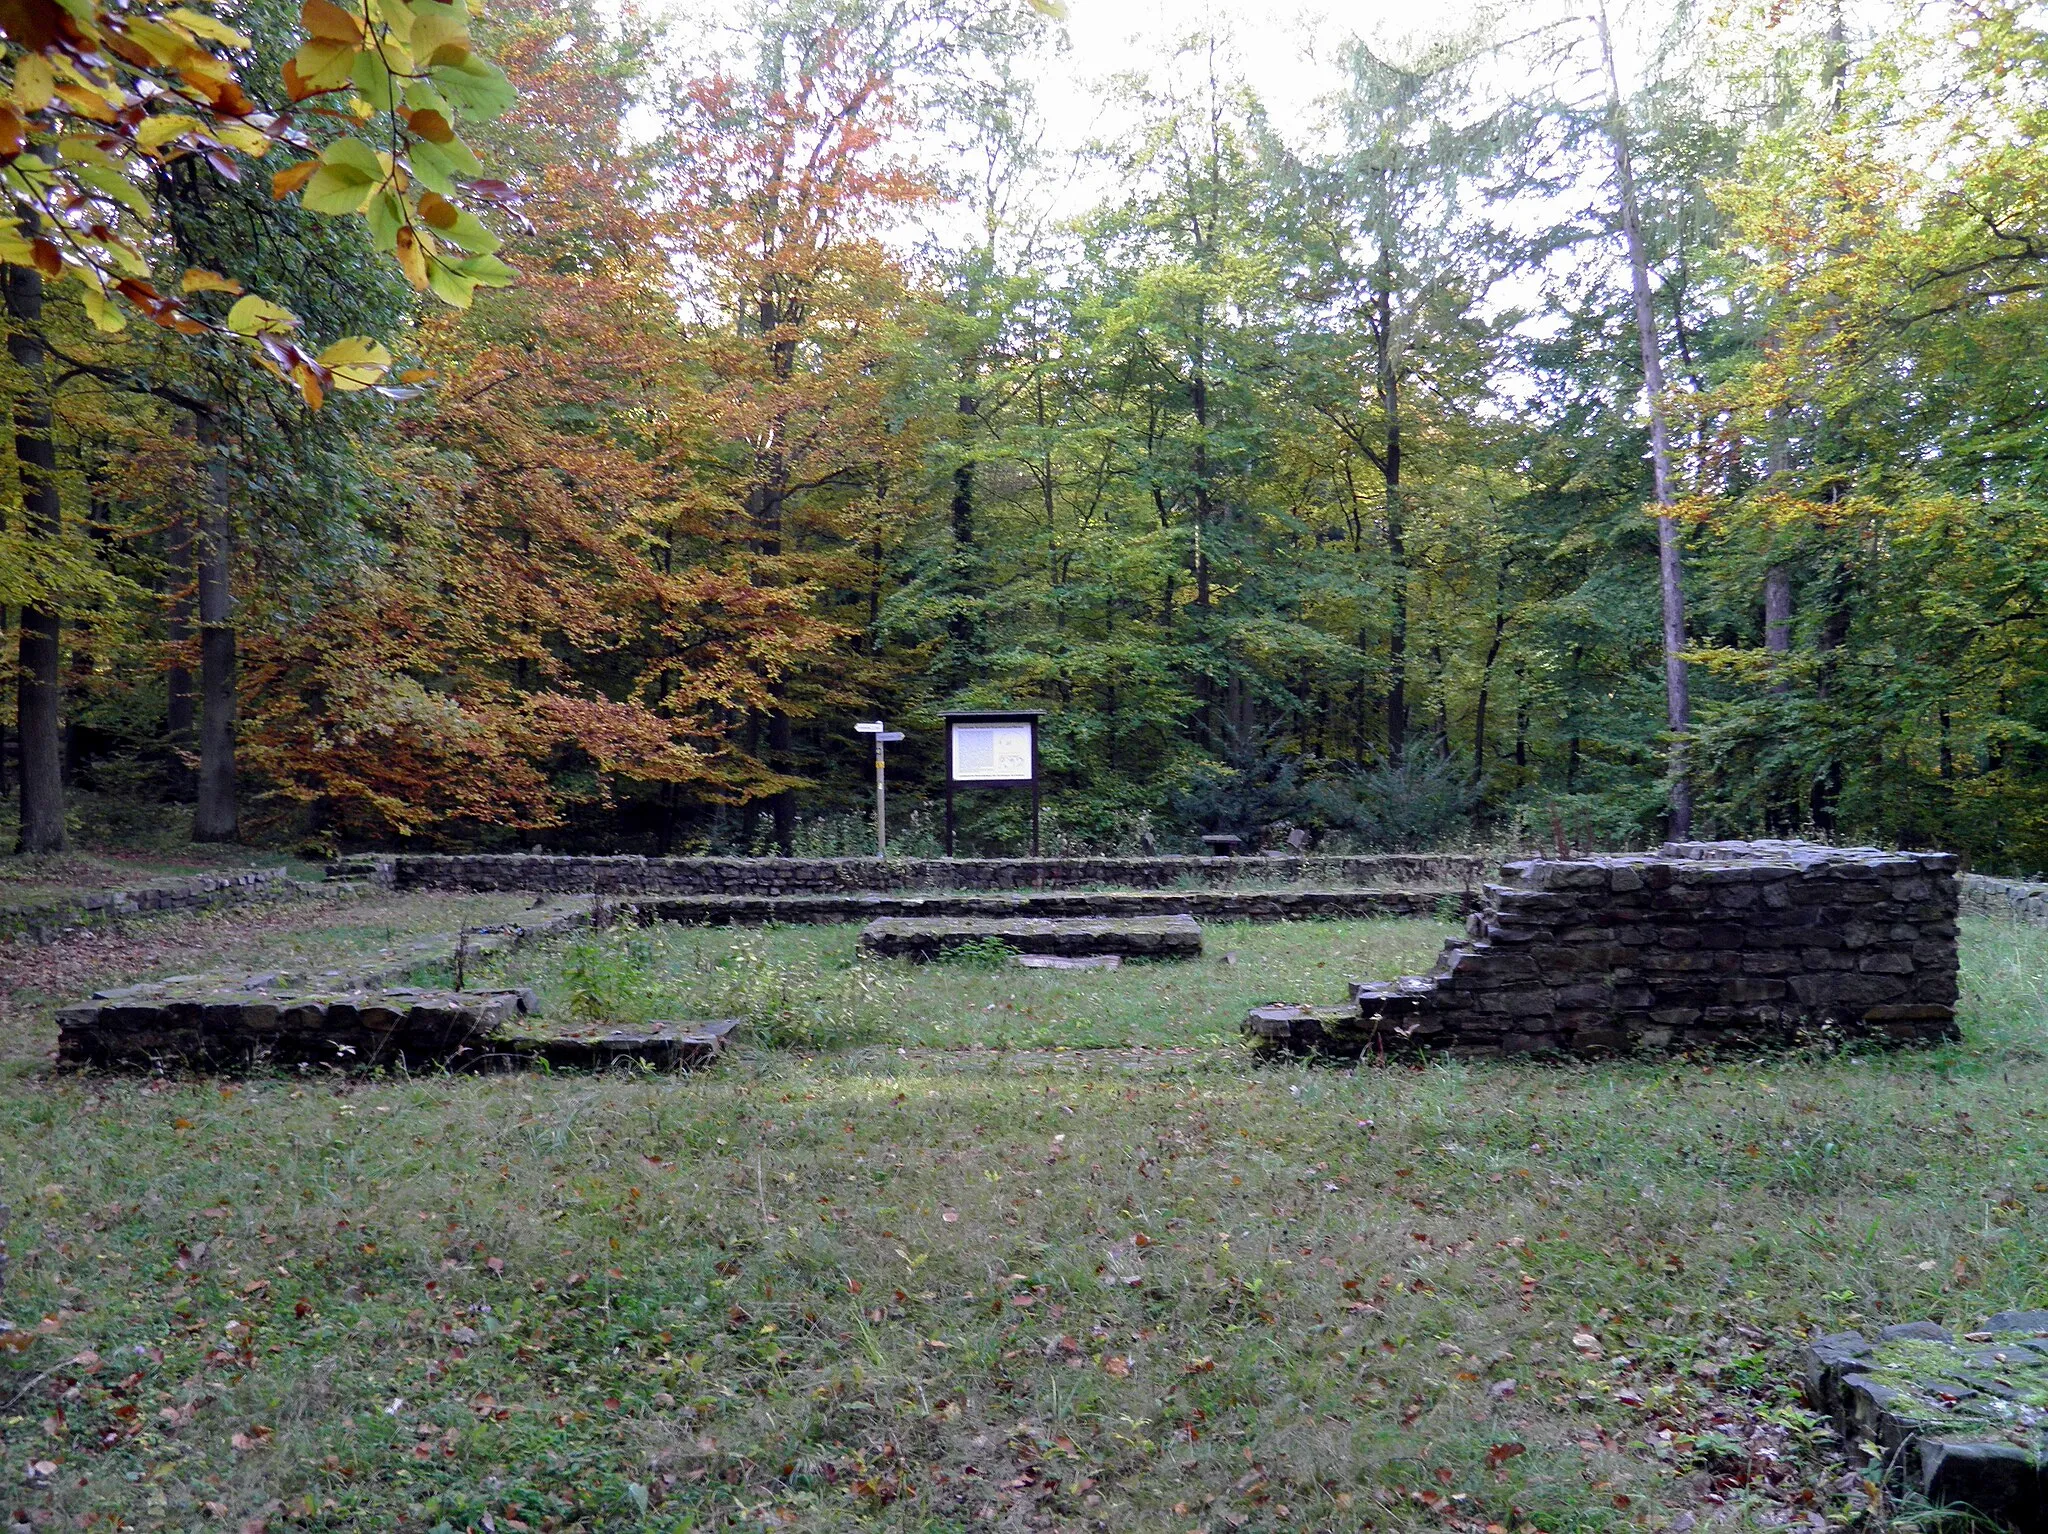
1244,1004,1361,1051
1013,953,1122,970
493,1019,739,1072
859,914,1202,961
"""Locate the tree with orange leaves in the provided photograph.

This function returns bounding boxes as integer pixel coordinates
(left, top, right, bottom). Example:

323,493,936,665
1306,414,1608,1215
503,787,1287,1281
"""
661,19,939,852
236,1,878,847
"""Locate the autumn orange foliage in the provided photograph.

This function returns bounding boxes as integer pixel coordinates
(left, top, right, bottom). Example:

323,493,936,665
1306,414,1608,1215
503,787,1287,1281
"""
241,9,937,844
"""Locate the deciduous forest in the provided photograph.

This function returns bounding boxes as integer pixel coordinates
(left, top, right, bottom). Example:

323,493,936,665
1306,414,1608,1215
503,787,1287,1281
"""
7,0,2048,868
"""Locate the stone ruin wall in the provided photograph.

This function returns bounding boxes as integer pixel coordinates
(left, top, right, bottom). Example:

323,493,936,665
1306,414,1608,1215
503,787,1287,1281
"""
1249,840,1961,1058
3,865,303,944
328,852,1483,897
1960,870,2048,927
56,988,529,1070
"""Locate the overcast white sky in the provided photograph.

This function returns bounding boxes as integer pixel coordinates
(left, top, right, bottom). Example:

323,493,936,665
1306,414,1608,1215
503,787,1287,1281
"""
657,0,1536,161
648,0,1696,273
1033,0,1350,143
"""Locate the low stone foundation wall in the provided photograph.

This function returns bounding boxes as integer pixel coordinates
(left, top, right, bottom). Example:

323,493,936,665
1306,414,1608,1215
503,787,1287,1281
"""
329,852,1482,897
859,914,1203,961
1960,871,2048,926
52,898,595,1071
57,988,529,1069
54,992,736,1073
1248,840,1960,1058
3,866,304,944
628,887,1468,926
1806,1314,2047,1530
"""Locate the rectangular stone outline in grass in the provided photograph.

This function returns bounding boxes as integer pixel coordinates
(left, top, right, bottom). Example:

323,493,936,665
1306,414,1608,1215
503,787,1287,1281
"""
51,895,748,1073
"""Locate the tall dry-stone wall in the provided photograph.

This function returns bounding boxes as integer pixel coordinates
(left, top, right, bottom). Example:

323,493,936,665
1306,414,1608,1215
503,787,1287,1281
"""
1248,841,1960,1058
328,852,1481,896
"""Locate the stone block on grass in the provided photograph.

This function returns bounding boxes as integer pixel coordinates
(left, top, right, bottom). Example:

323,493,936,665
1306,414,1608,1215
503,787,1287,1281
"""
493,1019,739,1072
1804,1314,2047,1532
56,988,526,1069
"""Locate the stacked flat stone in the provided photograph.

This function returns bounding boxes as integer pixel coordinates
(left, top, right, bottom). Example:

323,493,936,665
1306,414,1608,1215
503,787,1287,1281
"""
858,913,1202,960
1247,840,1960,1058
492,1018,740,1072
1806,1314,2047,1531
329,852,1481,896
57,988,528,1069
1961,871,2048,928
628,887,1468,927
3,866,302,944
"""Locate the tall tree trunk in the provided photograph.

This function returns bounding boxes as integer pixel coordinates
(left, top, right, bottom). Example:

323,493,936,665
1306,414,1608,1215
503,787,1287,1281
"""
1430,642,1451,757
1373,244,1407,767
1764,563,1792,662
1189,327,1218,747
769,705,793,856
747,282,800,856
192,412,237,842
1763,566,1792,649
164,506,195,792
740,712,762,850
65,461,112,787
1598,0,1692,838
6,261,65,854
948,391,978,686
1225,669,1251,756
1513,663,1529,777
1474,582,1509,782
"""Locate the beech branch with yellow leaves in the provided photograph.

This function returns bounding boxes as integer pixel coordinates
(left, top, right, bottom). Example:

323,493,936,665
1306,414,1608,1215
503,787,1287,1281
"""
0,0,516,406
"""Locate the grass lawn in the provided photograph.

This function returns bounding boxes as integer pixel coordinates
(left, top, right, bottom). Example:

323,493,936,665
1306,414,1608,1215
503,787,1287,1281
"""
1,910,2044,1532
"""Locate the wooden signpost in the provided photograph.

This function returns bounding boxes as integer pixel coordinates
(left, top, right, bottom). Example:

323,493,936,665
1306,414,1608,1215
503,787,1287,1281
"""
854,720,905,857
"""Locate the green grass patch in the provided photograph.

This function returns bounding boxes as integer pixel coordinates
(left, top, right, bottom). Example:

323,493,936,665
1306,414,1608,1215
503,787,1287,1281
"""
472,917,1452,1053
0,914,2041,1530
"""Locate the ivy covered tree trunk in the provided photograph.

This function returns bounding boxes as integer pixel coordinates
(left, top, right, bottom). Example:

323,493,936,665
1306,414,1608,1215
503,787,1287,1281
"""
6,262,65,855
192,412,237,843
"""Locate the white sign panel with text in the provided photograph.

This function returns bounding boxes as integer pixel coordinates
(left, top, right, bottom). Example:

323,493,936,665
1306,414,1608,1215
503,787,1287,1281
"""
950,723,1034,782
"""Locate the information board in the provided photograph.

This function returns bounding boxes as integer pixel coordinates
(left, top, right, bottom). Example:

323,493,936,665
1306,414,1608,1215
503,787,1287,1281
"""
950,722,1034,783
940,709,1043,854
